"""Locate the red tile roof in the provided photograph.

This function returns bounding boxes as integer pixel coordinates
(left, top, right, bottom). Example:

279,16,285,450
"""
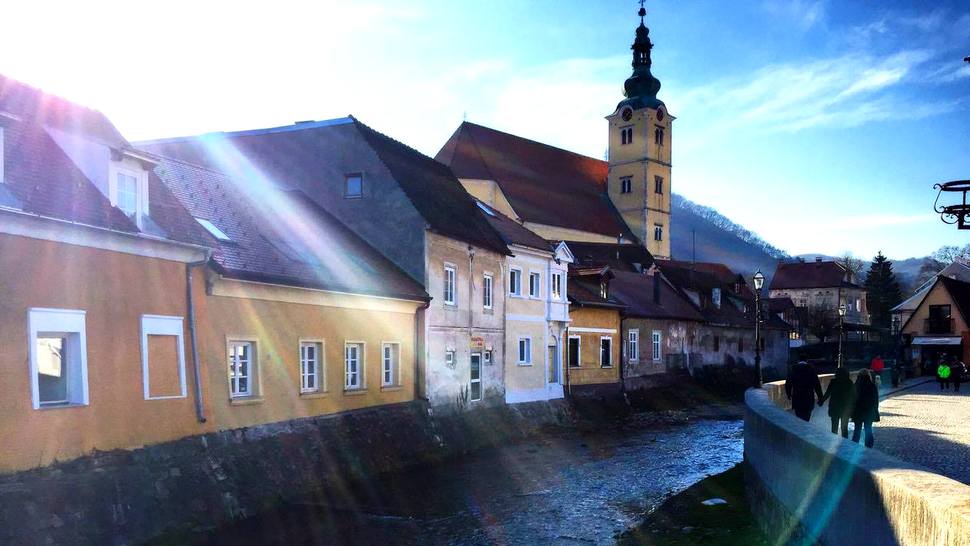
610,270,705,321
436,122,636,240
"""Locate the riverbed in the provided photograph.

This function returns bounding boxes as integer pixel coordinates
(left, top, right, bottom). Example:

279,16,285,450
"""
191,415,744,545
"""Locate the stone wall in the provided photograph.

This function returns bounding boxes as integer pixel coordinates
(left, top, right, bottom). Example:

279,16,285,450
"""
744,387,970,545
0,399,571,545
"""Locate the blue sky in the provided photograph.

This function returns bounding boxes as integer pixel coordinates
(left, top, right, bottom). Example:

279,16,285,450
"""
0,0,967,260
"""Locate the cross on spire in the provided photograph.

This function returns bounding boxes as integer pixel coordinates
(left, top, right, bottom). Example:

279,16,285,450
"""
638,0,646,22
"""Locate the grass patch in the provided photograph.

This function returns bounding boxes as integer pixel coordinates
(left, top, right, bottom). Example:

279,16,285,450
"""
617,464,767,546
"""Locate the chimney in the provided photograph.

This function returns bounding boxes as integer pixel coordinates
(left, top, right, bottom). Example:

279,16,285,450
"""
815,256,823,264
653,273,661,304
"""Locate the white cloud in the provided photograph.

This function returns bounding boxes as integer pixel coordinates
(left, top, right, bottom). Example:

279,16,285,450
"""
761,0,827,30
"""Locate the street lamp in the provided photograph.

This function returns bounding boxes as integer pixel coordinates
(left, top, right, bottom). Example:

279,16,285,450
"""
837,303,847,368
753,271,765,387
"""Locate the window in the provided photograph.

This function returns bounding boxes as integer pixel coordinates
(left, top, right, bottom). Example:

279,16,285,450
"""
228,341,255,398
141,315,187,400
483,274,493,309
29,308,88,408
712,288,721,309
518,337,532,364
654,175,664,194
116,172,139,219
529,272,541,298
382,343,399,386
509,268,522,296
300,341,323,393
445,350,455,368
345,342,363,389
443,265,456,306
344,174,362,198
655,127,665,146
620,176,632,194
620,126,633,145
551,273,563,301
600,337,612,368
600,280,608,300
195,218,231,241
484,350,492,364
654,224,663,242
628,329,639,362
652,331,662,362
567,336,581,368
470,353,482,401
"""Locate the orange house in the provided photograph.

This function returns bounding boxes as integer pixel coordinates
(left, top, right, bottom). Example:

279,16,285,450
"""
0,75,427,473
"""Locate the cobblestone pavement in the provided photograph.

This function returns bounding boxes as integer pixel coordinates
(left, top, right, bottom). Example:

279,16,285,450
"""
807,379,970,485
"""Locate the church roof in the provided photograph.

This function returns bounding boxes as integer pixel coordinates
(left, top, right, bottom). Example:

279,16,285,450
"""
436,122,637,241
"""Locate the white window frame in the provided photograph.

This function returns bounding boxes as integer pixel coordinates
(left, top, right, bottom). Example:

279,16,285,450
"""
551,272,563,301
443,264,457,306
445,350,456,368
652,331,662,362
345,341,365,390
108,164,148,228
509,267,522,297
517,336,532,365
483,273,493,310
195,217,232,241
28,308,89,409
528,271,541,299
628,329,639,363
600,336,613,368
300,339,325,393
227,339,257,398
382,342,399,387
470,352,483,402
567,335,581,368
140,315,187,400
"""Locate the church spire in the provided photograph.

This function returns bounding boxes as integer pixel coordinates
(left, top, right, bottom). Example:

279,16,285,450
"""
618,1,664,110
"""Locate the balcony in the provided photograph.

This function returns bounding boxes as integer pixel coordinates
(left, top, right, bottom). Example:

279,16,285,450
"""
925,318,954,334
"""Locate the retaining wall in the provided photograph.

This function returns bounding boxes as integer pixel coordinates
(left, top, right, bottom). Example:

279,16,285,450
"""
0,399,570,545
744,387,970,545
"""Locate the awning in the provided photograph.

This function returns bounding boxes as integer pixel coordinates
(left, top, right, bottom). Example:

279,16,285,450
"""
911,336,962,346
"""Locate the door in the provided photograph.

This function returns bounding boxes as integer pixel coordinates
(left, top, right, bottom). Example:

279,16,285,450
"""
548,344,559,384
470,353,482,401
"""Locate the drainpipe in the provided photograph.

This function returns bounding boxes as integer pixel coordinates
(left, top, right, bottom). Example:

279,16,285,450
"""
186,259,209,423
415,300,431,401
619,316,626,396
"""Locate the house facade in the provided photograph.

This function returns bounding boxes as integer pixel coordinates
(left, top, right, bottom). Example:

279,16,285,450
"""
900,276,970,367
564,267,624,396
769,258,869,343
140,118,513,412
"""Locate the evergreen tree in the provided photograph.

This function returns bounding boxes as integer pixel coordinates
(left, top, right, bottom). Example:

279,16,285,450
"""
864,252,903,328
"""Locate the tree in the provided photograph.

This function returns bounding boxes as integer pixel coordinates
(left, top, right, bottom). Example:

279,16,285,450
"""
805,304,837,343
864,252,903,329
931,244,970,265
910,257,943,294
838,252,864,282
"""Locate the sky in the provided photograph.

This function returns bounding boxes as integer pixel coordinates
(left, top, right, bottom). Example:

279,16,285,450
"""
0,0,967,260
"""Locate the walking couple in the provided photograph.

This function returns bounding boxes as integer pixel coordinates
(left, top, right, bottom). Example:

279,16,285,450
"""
785,361,879,448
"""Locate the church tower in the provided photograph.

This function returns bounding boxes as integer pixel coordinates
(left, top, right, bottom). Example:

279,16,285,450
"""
607,4,673,259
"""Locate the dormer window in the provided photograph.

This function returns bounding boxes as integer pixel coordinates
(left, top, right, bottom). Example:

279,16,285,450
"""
345,174,362,198
196,218,231,241
712,288,722,309
600,280,608,300
109,164,148,228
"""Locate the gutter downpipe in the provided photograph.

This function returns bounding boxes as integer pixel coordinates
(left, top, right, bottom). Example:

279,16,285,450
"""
415,299,431,402
186,258,210,423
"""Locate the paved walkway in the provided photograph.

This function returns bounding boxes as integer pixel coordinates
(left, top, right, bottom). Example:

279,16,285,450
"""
805,378,970,485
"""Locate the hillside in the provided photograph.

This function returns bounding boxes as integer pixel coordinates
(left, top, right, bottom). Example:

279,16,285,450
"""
671,194,788,283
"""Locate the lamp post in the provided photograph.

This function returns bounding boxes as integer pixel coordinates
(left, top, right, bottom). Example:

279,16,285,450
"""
837,303,847,368
753,271,765,388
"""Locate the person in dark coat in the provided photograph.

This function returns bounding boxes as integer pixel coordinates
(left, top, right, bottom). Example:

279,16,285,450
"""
819,367,855,438
786,361,823,422
952,358,967,393
852,369,880,448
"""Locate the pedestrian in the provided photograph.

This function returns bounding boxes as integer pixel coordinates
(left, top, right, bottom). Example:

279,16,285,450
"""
938,360,952,391
786,360,823,422
952,358,966,393
870,354,885,387
818,367,855,438
851,369,880,448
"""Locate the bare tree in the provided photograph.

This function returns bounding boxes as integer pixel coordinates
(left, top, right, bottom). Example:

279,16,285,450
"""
838,253,864,283
805,304,837,343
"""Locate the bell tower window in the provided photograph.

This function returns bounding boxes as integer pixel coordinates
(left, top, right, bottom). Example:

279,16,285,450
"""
654,127,664,146
620,177,632,194
654,175,663,194
620,127,633,145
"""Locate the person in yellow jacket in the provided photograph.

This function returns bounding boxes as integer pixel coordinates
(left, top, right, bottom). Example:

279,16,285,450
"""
937,360,952,391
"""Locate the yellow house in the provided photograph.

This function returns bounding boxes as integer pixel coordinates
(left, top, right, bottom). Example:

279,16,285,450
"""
901,275,970,367
563,266,624,395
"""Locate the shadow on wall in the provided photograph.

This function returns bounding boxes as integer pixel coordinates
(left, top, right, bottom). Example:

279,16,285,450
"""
744,388,970,546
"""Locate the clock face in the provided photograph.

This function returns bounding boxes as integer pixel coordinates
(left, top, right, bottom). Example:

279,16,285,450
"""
621,107,633,122
656,107,665,121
